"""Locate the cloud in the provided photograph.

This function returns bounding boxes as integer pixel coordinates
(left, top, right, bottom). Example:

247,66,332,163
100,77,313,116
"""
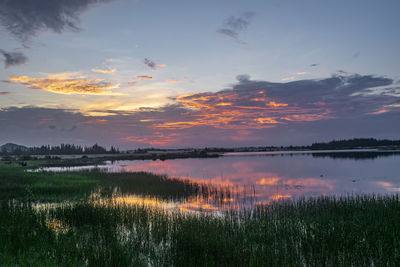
137,75,153,80
153,74,398,131
225,12,255,30
127,81,137,86
122,132,181,146
1,73,399,148
217,12,255,43
216,28,239,41
0,49,28,67
0,0,113,41
8,73,120,95
82,119,108,124
0,91,13,95
236,74,251,83
166,79,181,83
310,63,319,67
143,58,157,70
91,67,116,74
282,76,295,81
282,72,309,81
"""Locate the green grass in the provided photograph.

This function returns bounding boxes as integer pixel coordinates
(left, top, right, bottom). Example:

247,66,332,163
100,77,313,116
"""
0,165,199,201
1,165,400,266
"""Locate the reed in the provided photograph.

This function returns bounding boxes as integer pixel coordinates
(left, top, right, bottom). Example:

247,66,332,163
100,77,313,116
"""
1,165,400,266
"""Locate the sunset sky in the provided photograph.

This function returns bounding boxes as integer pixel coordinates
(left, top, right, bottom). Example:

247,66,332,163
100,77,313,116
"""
1,0,399,148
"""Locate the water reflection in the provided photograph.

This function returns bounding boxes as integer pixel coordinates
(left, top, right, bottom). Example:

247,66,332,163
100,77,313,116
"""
37,151,400,212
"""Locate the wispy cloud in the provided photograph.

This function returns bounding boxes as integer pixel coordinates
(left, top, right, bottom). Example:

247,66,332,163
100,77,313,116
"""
127,81,137,86
282,72,309,81
165,79,181,83
137,75,153,80
217,12,255,44
8,73,120,95
143,58,158,70
0,0,114,41
91,67,116,74
122,132,181,146
0,49,28,68
0,91,14,95
82,119,108,124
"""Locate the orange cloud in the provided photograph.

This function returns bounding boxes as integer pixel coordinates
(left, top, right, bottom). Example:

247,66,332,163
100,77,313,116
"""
137,75,153,80
9,74,120,95
254,117,280,124
91,68,116,74
371,109,389,115
268,101,288,107
157,63,167,67
282,76,295,81
152,89,330,130
281,113,332,122
165,79,181,83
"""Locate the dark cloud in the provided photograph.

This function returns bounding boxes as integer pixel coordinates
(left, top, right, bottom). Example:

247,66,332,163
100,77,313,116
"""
0,49,28,67
225,12,255,30
143,58,157,70
236,74,251,83
217,12,255,43
310,63,319,67
0,0,112,41
216,29,239,41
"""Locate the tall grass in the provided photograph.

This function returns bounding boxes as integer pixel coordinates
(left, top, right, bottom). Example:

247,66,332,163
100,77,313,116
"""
0,166,199,202
2,195,400,266
1,165,400,266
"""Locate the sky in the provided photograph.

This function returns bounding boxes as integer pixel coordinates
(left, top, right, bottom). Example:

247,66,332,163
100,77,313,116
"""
0,0,399,148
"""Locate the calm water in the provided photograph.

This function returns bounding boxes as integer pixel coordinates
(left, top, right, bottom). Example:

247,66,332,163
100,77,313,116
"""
39,151,400,212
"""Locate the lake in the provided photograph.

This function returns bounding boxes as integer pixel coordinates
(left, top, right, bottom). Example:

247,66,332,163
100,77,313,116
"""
38,150,400,212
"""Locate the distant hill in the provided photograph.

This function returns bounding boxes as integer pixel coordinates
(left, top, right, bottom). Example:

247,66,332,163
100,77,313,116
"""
0,143,28,153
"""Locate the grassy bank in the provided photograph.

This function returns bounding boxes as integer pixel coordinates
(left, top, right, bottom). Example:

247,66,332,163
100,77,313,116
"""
1,165,400,266
0,165,199,202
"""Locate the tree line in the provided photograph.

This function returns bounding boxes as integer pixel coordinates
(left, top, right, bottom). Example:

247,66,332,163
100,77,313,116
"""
0,144,120,155
310,138,400,150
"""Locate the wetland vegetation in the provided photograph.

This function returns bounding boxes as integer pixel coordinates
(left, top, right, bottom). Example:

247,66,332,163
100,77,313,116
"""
1,161,400,266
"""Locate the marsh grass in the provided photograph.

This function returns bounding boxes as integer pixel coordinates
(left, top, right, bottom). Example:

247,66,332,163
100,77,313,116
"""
2,196,400,266
0,165,200,202
1,165,400,266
